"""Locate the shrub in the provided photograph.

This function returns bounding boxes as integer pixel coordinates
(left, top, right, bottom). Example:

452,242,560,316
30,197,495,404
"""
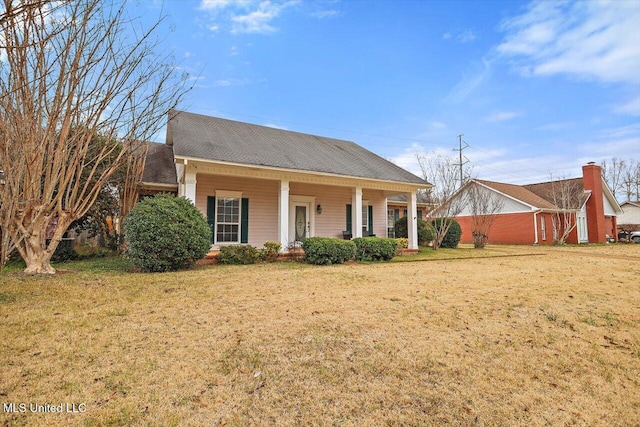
394,217,435,246
218,245,261,265
301,237,356,265
50,239,76,262
432,218,462,249
260,241,281,262
353,237,398,262
124,194,211,272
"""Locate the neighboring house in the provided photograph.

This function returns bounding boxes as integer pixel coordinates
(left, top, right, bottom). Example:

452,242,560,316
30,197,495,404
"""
452,163,622,245
144,110,430,251
386,193,432,237
617,201,640,230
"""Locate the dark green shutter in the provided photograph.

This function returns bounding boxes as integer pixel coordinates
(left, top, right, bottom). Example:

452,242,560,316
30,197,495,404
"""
417,210,423,220
241,198,249,244
368,205,373,235
404,209,408,217
207,196,216,244
346,204,352,233
394,209,400,222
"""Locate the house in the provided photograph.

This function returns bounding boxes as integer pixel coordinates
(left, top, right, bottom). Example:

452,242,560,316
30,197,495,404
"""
452,163,622,245
617,201,640,230
386,193,432,237
144,110,430,251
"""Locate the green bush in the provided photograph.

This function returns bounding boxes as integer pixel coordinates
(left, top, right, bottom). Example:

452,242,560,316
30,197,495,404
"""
301,237,356,265
353,237,398,262
394,217,435,246
260,241,281,262
218,245,261,265
50,239,76,262
432,218,462,248
124,194,211,272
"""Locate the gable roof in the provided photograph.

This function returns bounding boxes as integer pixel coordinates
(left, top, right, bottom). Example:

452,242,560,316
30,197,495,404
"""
475,179,558,210
167,110,429,186
523,178,589,210
142,142,177,187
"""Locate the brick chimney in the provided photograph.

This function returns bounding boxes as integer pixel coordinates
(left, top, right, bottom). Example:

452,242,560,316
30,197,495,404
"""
582,162,606,243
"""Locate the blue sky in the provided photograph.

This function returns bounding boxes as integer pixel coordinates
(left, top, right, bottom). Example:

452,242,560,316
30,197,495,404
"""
137,0,640,185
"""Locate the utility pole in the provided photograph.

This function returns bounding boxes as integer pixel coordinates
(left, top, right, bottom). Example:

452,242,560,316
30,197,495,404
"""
454,134,469,188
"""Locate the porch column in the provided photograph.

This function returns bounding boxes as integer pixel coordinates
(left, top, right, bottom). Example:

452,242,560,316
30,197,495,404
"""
184,164,197,205
279,180,290,251
407,191,418,250
352,187,363,238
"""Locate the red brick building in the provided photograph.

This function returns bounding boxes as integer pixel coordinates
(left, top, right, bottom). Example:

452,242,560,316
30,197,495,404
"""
453,163,621,245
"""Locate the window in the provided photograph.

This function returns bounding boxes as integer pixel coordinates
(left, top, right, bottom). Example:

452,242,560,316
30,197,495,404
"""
216,197,240,243
541,216,547,241
362,204,369,232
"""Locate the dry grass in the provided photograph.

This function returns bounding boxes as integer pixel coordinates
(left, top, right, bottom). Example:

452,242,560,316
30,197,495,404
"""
1,244,639,426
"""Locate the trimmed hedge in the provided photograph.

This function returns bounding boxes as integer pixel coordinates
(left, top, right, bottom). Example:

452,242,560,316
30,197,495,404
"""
394,217,436,246
124,194,211,272
353,237,398,261
301,237,356,265
432,218,462,248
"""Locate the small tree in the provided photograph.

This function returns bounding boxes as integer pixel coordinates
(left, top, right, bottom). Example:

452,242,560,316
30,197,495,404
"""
548,177,584,245
124,195,210,272
466,181,505,248
432,218,461,248
417,153,468,250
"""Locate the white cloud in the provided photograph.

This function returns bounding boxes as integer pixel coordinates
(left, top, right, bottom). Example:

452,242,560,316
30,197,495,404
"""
484,111,521,123
536,122,575,131
442,32,452,40
445,57,492,103
213,78,250,87
311,10,339,19
613,95,640,117
198,0,298,35
497,0,640,85
456,29,476,43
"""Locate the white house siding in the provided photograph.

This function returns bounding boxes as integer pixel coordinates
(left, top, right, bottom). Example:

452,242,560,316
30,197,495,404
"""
456,188,532,216
603,194,618,217
195,173,280,248
618,203,640,225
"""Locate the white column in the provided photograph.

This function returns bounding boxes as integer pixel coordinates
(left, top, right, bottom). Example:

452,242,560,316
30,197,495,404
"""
352,187,363,238
407,191,418,250
279,180,290,251
184,164,197,205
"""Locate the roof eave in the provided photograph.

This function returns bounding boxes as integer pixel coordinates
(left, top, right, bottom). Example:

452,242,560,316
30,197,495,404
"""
175,155,432,189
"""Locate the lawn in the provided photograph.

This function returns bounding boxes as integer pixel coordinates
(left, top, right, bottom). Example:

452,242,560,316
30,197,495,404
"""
1,244,639,426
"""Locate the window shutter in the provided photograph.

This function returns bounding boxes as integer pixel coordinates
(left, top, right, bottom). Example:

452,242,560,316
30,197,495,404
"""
346,204,352,233
207,196,216,244
417,210,423,220
394,209,400,222
368,205,373,235
241,198,249,244
404,209,408,217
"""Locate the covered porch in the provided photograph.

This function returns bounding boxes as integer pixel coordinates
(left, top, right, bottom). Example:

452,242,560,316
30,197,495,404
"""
176,158,424,251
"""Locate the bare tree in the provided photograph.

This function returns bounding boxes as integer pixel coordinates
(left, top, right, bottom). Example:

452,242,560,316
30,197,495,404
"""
0,0,187,274
621,159,640,202
548,177,584,245
417,153,468,250
600,157,626,200
465,181,505,248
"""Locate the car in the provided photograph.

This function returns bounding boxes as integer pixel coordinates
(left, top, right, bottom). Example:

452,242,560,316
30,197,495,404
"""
632,231,640,243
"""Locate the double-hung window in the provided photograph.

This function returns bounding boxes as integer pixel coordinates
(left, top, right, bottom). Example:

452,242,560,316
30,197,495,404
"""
215,191,242,243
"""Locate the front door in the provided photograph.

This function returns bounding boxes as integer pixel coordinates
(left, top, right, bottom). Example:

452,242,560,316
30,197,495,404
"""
290,202,310,243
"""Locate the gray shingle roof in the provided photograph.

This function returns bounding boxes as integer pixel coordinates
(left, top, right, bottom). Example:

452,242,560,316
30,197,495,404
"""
167,110,429,186
142,142,177,186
